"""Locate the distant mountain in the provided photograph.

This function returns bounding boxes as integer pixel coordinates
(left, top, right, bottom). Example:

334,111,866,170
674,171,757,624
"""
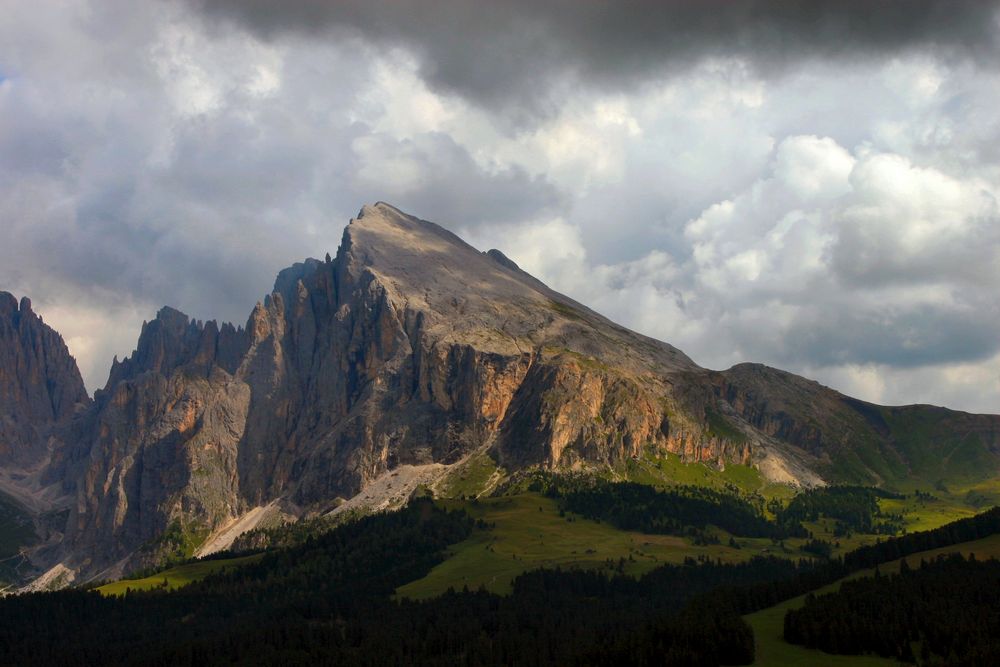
1,202,998,583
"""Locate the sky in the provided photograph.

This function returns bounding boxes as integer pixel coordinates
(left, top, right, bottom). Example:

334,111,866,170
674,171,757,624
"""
1,0,998,413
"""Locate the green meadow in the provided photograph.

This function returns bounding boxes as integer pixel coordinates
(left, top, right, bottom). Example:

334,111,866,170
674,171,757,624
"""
613,452,771,494
90,451,1000,622
397,492,783,599
403,453,991,600
96,553,264,596
433,451,502,499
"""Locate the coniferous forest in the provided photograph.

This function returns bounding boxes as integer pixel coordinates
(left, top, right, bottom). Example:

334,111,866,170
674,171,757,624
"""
554,479,802,539
0,498,764,666
0,492,999,665
777,485,905,536
784,554,1000,665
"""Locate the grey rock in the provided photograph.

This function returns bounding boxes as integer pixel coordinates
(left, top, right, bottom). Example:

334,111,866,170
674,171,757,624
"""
0,292,90,468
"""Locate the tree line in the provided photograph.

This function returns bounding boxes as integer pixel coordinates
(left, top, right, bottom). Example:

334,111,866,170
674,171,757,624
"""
552,478,805,539
777,485,904,536
1,493,998,665
785,553,1000,665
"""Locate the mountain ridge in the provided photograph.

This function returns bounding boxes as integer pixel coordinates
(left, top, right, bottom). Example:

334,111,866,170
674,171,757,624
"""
0,202,998,583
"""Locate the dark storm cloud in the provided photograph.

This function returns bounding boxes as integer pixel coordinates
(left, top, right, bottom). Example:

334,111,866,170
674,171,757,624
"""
185,0,1000,119
5,0,1000,411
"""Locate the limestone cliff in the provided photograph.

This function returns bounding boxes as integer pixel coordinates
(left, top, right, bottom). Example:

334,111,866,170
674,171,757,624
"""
58,203,768,573
3,203,999,579
0,293,89,468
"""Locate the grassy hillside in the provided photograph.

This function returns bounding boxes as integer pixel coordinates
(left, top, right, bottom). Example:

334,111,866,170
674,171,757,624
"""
96,553,264,596
87,488,822,599
396,493,781,599
400,471,987,600
880,405,998,484
89,489,931,601
613,451,786,496
433,451,503,498
397,489,847,599
89,470,989,602
433,448,796,501
747,533,1000,666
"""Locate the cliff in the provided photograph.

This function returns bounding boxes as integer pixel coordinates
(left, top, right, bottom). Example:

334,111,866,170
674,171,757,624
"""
0,293,89,468
2,203,999,579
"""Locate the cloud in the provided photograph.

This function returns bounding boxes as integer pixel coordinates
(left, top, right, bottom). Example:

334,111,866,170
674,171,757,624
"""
185,0,1000,122
685,135,1000,366
806,354,1000,414
350,132,562,227
2,0,999,416
462,217,588,291
505,133,999,411
23,294,149,395
833,152,1000,288
0,1,566,390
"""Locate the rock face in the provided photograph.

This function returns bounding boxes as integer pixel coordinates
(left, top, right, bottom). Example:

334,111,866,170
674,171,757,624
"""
2,202,1000,578
53,203,764,573
0,293,89,468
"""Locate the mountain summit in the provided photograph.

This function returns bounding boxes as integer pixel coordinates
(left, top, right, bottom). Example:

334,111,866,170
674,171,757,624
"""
2,203,999,582
0,293,88,470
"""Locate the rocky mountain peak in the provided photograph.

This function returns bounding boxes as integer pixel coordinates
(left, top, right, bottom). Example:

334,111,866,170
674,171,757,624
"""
104,305,247,389
273,258,323,303
0,293,38,322
0,292,89,467
0,292,17,317
484,248,521,272
4,203,999,583
338,203,696,371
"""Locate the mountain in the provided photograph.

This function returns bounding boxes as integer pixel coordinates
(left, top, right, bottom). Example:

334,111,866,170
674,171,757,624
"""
57,201,772,577
717,363,1000,486
0,294,89,468
0,293,89,585
1,202,999,582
